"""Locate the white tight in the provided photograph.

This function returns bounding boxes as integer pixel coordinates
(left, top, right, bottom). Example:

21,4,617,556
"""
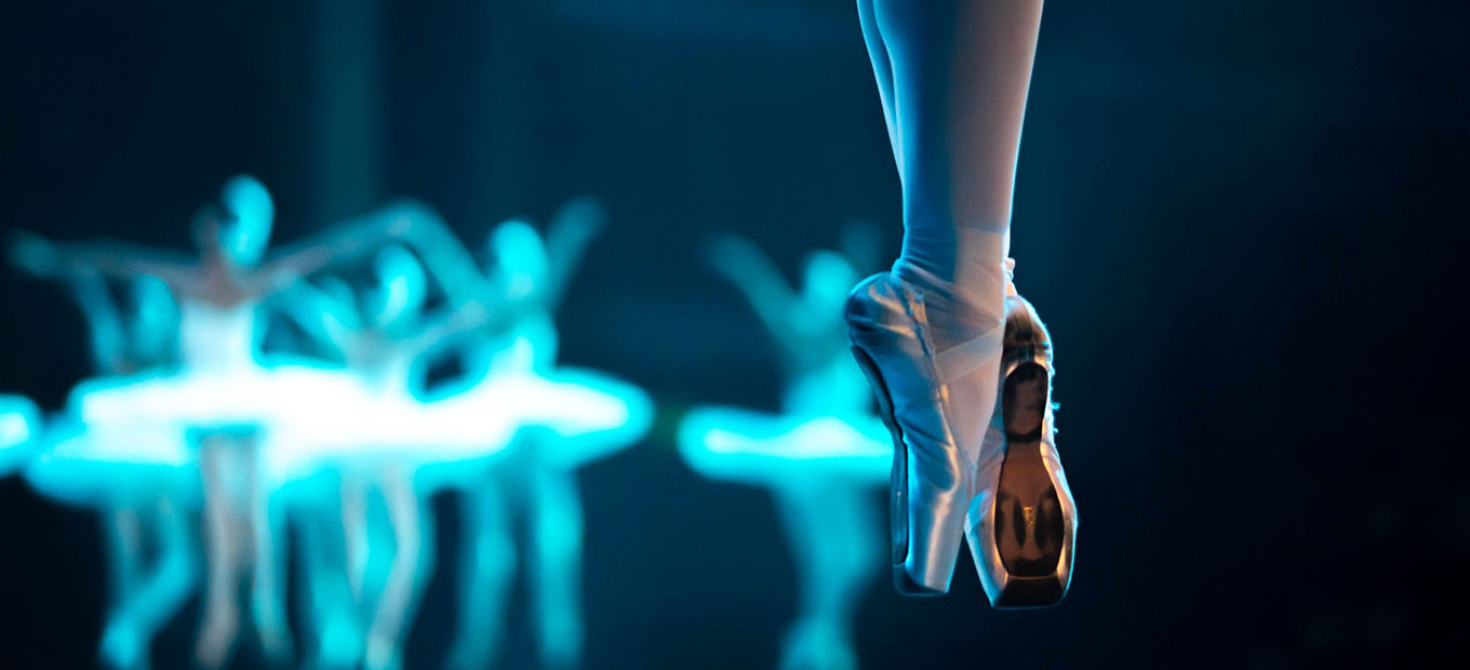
857,0,1043,316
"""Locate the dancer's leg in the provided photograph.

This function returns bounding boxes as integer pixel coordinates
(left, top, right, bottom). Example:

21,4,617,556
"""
355,487,403,619
832,485,882,622
363,467,431,670
848,0,1045,595
856,0,899,168
300,491,364,670
102,508,144,605
341,472,371,599
773,484,876,670
103,498,200,670
530,465,585,670
195,438,243,669
868,0,1041,312
446,482,516,670
99,507,145,669
251,446,295,665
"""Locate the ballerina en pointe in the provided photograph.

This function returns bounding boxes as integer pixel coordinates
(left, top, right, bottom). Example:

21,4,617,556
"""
846,264,1076,604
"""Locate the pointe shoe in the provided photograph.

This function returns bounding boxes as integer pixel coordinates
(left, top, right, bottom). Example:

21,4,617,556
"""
845,273,1004,595
966,290,1078,608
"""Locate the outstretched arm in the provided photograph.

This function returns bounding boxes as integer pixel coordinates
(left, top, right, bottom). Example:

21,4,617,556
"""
268,279,357,357
8,230,195,286
402,299,512,361
705,232,801,353
539,196,606,314
403,211,492,307
64,273,126,371
257,201,483,299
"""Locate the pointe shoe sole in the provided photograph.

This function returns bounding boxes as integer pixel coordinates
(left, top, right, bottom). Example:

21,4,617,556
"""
971,298,1077,609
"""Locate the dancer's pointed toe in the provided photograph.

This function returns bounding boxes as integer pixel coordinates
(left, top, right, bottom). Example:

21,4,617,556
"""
846,273,1000,595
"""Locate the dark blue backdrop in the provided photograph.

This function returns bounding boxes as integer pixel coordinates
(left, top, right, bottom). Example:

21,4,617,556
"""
2,1,1466,668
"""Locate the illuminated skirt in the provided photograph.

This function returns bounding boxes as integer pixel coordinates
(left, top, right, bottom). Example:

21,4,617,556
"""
678,407,892,486
25,418,200,508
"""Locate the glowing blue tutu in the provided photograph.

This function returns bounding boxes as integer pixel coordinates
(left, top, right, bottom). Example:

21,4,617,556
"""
25,419,200,509
72,363,362,433
260,380,520,482
679,407,891,486
410,367,652,490
514,367,653,469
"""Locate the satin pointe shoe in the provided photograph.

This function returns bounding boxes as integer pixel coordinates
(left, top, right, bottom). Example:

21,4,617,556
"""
845,273,1004,595
966,289,1077,608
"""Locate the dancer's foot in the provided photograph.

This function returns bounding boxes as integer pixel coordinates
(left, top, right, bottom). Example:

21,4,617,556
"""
965,288,1078,608
310,614,364,670
539,609,584,670
100,620,147,670
778,617,857,670
364,632,403,670
193,606,238,670
252,593,296,666
845,271,1005,595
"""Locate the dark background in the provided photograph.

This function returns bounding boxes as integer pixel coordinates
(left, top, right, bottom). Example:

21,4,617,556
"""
2,0,1467,668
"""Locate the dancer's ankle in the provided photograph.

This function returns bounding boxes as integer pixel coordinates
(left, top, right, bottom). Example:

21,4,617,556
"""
890,259,1006,357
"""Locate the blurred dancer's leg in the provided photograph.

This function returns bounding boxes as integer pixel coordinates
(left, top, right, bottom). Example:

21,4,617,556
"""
252,462,295,664
446,483,516,670
99,508,145,669
364,467,431,670
196,437,245,669
300,489,365,670
531,465,585,670
102,499,198,670
774,483,878,670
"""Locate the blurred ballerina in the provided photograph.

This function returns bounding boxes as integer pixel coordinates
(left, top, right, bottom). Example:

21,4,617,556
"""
7,248,197,670
678,230,891,670
265,239,506,670
438,199,653,670
10,175,463,668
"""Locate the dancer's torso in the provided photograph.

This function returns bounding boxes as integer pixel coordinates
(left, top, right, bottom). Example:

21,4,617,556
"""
178,300,258,373
348,333,417,400
783,352,870,418
175,264,265,373
780,315,868,417
481,311,558,378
